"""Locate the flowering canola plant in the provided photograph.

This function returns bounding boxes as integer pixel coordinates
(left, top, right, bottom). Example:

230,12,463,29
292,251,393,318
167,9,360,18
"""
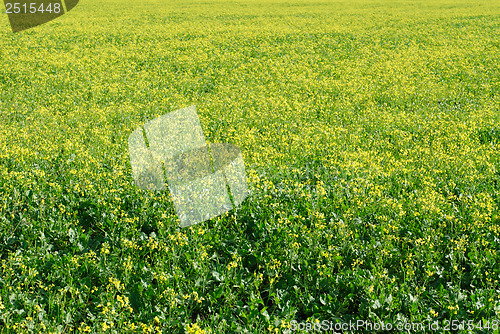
0,0,499,332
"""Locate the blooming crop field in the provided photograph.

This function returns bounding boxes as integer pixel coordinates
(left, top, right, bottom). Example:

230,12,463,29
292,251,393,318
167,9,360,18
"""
1,0,500,333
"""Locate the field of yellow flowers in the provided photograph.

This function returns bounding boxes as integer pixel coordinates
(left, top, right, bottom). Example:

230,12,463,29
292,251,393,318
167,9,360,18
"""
1,0,500,332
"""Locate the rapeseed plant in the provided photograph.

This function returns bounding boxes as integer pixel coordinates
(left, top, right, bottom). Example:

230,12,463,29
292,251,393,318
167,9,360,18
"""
0,0,499,332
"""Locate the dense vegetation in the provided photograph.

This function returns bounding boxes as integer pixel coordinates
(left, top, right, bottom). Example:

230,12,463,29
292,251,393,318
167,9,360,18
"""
0,0,499,332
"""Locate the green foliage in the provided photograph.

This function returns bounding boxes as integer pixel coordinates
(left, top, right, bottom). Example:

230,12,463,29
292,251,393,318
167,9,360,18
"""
0,0,500,333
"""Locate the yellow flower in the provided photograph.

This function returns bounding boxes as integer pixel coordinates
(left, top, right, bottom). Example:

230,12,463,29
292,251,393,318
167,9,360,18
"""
186,323,208,334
